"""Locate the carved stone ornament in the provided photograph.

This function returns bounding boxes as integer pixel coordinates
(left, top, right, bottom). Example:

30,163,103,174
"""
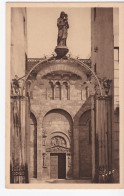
11,75,25,97
46,146,69,153
81,73,112,97
102,79,112,95
51,136,67,148
99,77,112,96
11,75,21,96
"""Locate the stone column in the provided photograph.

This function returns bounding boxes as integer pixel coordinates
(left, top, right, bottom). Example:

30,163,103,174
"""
91,96,96,182
95,96,112,183
37,118,42,180
60,83,62,100
66,153,72,179
21,98,26,166
25,96,30,182
67,85,70,100
73,123,79,178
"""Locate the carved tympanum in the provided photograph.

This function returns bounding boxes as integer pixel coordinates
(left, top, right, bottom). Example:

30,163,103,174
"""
51,136,67,148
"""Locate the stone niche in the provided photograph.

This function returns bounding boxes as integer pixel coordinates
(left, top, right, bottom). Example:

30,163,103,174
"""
41,109,73,179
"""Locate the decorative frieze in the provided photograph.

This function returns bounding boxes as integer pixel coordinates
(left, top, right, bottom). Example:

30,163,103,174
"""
46,146,69,153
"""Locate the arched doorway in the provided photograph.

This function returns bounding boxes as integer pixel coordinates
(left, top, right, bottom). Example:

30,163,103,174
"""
50,135,67,179
79,110,92,178
29,112,37,178
42,109,73,179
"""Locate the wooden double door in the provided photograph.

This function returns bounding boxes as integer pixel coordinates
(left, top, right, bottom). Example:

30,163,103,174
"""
50,153,66,179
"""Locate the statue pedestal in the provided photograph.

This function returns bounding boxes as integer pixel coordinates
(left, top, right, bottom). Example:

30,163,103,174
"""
55,46,69,58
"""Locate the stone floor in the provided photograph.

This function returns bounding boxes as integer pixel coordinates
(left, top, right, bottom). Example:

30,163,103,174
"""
30,178,91,184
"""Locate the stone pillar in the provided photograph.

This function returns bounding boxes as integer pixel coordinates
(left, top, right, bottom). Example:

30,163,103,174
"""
66,153,72,179
73,123,79,178
10,95,28,183
37,118,42,180
91,8,114,183
95,96,112,183
25,96,30,182
21,98,26,165
91,96,96,182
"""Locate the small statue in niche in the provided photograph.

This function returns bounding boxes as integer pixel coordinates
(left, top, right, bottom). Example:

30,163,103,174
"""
57,11,69,47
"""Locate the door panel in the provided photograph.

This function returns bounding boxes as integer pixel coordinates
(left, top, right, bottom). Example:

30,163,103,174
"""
50,154,58,179
58,153,66,179
50,153,66,179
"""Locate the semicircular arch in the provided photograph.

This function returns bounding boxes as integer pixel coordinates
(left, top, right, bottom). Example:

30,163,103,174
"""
42,108,73,146
36,63,87,82
21,57,102,96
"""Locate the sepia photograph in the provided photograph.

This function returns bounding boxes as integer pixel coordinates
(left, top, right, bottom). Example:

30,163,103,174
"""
5,2,123,189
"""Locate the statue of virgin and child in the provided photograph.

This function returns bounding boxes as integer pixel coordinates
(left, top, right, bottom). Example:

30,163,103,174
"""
57,11,69,47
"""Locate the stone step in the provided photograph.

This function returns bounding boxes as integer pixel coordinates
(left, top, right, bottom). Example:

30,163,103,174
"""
30,178,92,184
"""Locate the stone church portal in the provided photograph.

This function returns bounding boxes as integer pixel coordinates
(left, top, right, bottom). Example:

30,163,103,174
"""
26,58,94,181
10,8,119,184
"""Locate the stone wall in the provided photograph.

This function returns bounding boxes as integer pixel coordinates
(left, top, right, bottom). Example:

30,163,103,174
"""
11,8,27,79
26,59,93,181
10,8,28,183
91,8,114,80
79,110,92,178
91,8,119,182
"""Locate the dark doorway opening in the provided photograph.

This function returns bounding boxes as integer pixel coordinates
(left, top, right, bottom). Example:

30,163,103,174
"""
50,153,66,179
58,153,66,179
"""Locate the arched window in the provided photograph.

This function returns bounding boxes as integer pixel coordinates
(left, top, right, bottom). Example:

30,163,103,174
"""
55,82,61,100
81,88,87,101
48,81,54,100
86,86,89,99
63,82,69,100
